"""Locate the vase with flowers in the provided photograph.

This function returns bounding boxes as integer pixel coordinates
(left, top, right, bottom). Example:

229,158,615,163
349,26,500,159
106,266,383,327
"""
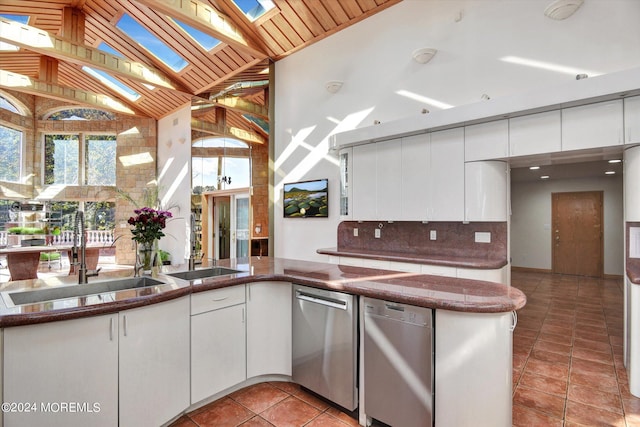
128,207,173,274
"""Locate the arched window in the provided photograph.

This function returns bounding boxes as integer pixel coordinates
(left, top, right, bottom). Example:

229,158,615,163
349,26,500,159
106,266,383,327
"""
0,92,30,116
191,137,251,194
43,107,116,121
0,96,19,114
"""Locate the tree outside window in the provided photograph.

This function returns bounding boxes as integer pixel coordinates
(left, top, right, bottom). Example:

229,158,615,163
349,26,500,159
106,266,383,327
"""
45,134,116,185
0,124,22,182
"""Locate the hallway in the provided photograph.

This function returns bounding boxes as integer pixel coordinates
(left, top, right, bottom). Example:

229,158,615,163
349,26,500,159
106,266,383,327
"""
512,270,640,426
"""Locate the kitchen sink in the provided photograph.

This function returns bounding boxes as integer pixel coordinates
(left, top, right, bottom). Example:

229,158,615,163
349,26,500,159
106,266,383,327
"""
167,267,240,281
2,277,164,308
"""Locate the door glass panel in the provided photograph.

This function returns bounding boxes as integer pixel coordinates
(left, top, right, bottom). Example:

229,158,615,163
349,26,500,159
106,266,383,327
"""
235,197,249,258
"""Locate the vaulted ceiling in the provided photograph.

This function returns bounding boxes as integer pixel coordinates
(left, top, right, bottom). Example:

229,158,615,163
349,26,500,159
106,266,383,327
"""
0,0,400,144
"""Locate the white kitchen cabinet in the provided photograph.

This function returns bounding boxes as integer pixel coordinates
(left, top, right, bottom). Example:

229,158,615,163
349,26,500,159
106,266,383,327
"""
464,119,509,161
625,96,640,145
464,161,508,222
191,287,246,404
339,148,353,218
3,314,119,427
401,133,430,220
351,143,378,220
509,110,562,157
376,139,403,220
562,100,624,151
435,309,513,427
625,145,640,221
246,282,292,378
119,297,190,427
430,128,465,221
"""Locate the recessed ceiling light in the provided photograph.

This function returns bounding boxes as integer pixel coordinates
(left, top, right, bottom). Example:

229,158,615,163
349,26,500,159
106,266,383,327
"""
605,171,616,175
608,159,622,163
540,175,550,179
529,166,540,170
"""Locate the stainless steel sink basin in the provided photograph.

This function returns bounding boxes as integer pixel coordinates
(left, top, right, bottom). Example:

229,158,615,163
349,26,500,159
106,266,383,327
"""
167,267,240,281
2,277,164,308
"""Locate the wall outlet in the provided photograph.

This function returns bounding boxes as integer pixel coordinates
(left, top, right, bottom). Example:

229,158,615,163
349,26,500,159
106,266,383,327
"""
374,228,381,239
430,230,437,240
475,231,491,243
353,228,359,237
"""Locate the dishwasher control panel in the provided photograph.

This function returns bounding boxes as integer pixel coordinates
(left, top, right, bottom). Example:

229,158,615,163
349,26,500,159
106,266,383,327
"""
364,299,432,326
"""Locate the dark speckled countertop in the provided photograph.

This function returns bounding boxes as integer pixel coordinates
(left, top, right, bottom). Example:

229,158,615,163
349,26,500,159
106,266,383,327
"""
0,257,526,327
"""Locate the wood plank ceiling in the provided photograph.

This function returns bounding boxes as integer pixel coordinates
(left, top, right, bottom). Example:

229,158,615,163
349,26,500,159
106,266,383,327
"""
0,0,401,144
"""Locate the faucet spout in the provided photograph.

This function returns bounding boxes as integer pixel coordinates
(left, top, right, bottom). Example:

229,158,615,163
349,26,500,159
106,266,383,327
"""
73,211,99,284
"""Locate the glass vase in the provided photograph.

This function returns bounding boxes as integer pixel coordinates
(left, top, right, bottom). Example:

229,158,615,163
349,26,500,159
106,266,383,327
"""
137,240,157,275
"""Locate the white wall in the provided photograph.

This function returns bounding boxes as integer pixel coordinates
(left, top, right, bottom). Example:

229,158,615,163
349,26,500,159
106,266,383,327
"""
273,0,640,261
157,103,192,264
511,175,624,275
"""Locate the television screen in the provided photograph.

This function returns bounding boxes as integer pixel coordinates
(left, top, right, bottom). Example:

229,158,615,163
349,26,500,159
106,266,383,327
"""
283,179,328,218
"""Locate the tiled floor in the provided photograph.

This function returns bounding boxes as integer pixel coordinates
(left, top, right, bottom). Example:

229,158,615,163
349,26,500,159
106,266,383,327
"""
170,382,360,427
512,270,640,426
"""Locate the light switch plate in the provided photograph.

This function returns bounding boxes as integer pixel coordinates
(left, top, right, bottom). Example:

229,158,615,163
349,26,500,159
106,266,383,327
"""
353,228,359,237
475,231,491,243
430,230,437,240
374,229,381,239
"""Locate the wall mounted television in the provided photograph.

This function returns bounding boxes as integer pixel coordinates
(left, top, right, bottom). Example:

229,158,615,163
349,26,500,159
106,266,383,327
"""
283,179,328,218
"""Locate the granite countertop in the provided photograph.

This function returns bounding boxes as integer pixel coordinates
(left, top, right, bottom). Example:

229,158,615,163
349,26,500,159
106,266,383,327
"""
0,257,526,327
627,260,640,284
317,247,508,269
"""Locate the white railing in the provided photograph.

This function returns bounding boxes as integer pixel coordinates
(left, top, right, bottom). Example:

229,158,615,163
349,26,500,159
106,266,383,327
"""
0,231,6,246
51,230,114,246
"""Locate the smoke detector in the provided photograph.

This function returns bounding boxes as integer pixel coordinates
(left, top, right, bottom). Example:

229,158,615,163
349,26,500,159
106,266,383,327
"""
544,0,584,20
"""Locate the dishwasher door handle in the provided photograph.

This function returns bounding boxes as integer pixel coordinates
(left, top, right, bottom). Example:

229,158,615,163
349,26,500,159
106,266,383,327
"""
296,291,348,310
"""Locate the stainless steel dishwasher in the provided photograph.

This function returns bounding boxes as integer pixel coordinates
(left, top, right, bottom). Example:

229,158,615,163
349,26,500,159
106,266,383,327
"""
363,297,434,427
292,284,358,411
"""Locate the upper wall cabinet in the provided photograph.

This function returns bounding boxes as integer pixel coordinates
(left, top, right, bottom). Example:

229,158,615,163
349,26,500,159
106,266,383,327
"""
562,100,624,151
351,142,382,220
625,96,640,145
401,134,431,220
464,120,509,161
430,128,465,221
464,161,508,222
509,110,562,157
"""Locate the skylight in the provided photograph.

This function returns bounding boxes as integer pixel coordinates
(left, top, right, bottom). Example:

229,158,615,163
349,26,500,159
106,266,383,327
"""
0,14,29,51
116,14,187,72
97,42,156,90
232,0,275,21
173,19,220,51
82,67,141,101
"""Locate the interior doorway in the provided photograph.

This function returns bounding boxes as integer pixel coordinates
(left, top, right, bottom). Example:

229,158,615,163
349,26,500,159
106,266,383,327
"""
551,191,603,277
209,189,251,260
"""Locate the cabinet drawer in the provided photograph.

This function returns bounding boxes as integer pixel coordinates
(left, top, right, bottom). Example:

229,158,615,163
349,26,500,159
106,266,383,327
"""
191,285,245,315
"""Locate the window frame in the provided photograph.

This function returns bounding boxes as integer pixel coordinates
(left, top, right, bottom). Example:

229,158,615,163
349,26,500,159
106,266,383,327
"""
43,132,117,187
0,123,24,183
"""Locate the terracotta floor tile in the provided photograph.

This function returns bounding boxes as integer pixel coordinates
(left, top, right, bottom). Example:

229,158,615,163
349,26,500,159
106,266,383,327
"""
512,404,564,427
537,331,573,346
305,413,351,427
261,396,321,427
524,358,570,380
324,408,360,426
238,416,276,426
518,370,568,397
567,383,623,414
170,415,199,427
230,383,289,413
571,358,617,378
532,340,572,357
513,386,565,418
190,397,254,427
569,370,620,393
571,346,613,365
269,381,302,395
540,324,574,336
292,389,331,411
574,329,611,343
565,400,626,426
530,348,571,365
573,337,613,353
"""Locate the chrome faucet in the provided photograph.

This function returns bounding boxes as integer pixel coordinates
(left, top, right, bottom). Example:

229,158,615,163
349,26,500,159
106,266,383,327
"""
72,211,101,284
188,212,198,270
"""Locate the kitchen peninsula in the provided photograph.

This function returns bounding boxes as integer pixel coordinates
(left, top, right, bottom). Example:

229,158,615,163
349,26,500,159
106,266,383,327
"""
0,257,525,427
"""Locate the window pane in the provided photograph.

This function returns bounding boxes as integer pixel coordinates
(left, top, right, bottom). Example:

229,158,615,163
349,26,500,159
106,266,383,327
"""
86,135,116,185
0,124,22,182
223,157,250,189
192,157,220,194
45,135,79,185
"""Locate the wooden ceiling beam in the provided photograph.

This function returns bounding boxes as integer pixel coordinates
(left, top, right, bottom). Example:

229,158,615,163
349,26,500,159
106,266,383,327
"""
134,0,268,59
0,69,139,115
191,118,265,145
0,17,184,91
212,95,268,120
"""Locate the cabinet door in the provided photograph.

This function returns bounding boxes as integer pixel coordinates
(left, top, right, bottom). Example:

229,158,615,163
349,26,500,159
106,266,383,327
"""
509,110,562,157
625,96,640,145
339,148,352,218
246,282,292,378
464,119,509,161
401,134,430,220
430,128,465,221
562,100,624,151
376,139,402,220
191,303,246,403
351,143,377,220
119,297,190,427
4,314,118,427
464,161,508,222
